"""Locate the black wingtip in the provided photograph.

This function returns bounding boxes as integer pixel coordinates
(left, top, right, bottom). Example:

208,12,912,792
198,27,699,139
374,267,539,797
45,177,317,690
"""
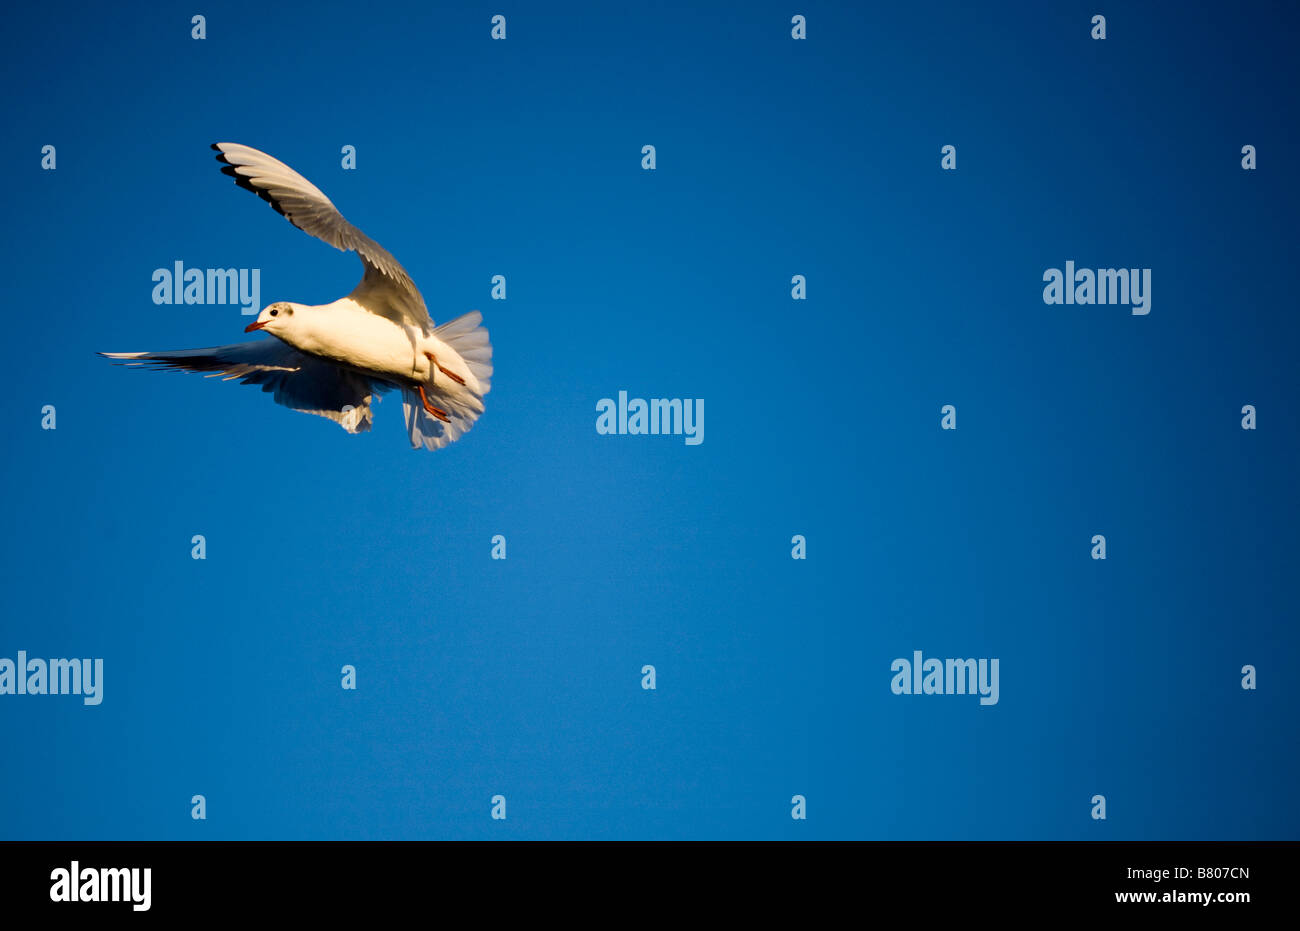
212,149,289,221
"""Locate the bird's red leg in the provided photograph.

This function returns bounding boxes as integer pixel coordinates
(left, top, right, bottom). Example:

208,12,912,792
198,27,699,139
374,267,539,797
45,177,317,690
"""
438,364,466,386
425,350,466,386
416,385,451,423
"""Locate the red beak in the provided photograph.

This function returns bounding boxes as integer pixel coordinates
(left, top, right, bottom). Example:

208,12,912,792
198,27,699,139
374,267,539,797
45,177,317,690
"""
244,320,267,333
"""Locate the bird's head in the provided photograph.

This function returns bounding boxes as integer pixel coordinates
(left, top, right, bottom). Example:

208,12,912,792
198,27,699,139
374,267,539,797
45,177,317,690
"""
245,301,299,335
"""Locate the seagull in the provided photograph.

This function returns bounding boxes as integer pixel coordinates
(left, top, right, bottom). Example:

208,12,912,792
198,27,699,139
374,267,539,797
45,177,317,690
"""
102,143,492,450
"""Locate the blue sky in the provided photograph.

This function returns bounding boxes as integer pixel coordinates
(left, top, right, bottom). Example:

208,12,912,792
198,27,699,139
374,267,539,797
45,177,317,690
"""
0,0,1296,839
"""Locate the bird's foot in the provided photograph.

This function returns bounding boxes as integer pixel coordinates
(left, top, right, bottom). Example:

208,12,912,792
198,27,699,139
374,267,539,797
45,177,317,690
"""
416,385,451,423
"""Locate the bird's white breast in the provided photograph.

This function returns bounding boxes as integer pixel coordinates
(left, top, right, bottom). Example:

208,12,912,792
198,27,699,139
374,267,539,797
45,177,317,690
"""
288,299,430,382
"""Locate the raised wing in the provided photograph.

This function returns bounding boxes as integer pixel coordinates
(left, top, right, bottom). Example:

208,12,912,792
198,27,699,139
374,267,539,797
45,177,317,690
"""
211,142,433,333
100,340,391,434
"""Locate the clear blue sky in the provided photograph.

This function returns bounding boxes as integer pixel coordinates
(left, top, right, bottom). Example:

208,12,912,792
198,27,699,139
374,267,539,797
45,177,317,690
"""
0,0,1296,839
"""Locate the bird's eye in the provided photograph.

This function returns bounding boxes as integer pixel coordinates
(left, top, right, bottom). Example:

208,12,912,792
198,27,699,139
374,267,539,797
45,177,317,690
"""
269,309,279,317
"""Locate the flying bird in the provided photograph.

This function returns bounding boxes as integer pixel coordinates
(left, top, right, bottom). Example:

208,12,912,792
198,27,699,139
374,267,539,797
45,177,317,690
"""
102,143,492,450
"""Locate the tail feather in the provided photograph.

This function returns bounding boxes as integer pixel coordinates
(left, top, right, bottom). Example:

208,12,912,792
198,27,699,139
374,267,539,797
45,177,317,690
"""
405,310,493,450
403,391,467,450
434,310,492,395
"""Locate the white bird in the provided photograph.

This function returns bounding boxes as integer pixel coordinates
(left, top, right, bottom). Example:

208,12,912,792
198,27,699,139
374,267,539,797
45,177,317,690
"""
102,143,492,450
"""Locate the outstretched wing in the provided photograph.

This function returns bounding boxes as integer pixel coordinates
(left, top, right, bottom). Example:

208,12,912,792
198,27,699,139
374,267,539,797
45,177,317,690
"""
211,142,433,334
101,340,390,434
